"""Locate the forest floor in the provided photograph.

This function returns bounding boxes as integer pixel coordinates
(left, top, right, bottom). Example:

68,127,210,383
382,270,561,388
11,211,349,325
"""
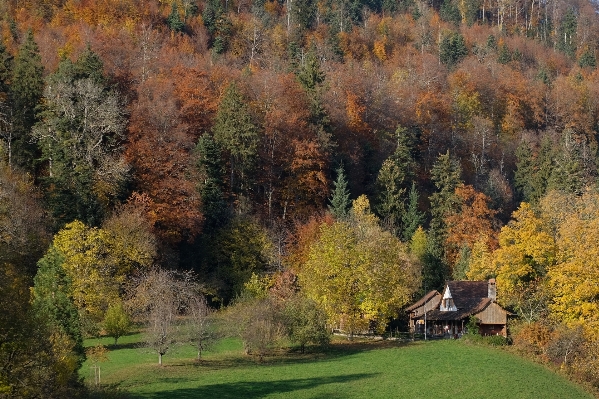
83,333,595,399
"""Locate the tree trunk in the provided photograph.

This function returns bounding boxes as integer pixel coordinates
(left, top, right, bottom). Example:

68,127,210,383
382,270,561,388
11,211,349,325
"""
159,353,163,365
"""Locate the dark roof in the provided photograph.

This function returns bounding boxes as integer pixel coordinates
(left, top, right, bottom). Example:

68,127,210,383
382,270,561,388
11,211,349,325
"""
423,298,493,321
446,281,488,308
405,290,441,312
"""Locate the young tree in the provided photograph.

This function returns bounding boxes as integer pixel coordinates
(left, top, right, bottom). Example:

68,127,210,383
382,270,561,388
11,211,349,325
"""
103,301,131,345
186,294,216,361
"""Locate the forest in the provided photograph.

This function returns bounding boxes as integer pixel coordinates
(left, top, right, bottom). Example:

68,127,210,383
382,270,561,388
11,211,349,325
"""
2,0,599,396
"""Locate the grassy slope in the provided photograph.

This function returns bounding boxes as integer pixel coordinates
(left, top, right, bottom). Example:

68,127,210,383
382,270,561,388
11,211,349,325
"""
84,335,594,399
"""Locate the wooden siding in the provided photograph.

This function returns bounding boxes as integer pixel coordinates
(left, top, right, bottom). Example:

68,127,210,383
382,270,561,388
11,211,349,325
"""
411,294,441,318
475,302,507,325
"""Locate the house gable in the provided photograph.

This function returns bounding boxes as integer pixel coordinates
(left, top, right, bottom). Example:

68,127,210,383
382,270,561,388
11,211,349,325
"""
440,285,457,311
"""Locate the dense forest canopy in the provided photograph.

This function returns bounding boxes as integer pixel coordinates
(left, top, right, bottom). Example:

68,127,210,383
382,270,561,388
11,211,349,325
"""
3,0,599,396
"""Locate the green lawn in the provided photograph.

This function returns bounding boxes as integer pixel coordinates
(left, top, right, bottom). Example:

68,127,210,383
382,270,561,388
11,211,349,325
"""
83,335,595,399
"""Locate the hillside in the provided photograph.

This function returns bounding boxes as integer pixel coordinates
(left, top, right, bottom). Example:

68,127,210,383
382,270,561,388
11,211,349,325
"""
2,0,599,397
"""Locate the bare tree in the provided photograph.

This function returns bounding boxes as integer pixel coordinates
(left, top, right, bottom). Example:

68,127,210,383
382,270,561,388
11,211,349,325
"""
126,268,200,365
185,294,217,361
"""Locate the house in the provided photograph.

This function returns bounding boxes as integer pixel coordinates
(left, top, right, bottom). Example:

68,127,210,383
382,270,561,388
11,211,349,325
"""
406,279,509,337
405,290,442,335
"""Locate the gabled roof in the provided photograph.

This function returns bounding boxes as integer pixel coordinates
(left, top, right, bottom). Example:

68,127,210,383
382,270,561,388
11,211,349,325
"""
405,290,441,312
424,298,493,321
446,281,488,308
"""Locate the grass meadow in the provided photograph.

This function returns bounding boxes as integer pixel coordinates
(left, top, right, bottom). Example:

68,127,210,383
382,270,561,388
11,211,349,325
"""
83,334,595,399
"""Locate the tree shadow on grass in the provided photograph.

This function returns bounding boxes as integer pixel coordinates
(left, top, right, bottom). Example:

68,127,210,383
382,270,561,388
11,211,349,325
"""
106,341,141,350
172,339,412,372
134,373,378,399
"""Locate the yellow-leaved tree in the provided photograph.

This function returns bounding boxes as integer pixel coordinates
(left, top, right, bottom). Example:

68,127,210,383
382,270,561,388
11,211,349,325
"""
298,195,420,337
50,211,156,324
474,202,556,307
548,191,599,337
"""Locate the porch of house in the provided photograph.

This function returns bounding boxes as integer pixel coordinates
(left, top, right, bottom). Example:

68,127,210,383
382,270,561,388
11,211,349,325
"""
411,318,468,338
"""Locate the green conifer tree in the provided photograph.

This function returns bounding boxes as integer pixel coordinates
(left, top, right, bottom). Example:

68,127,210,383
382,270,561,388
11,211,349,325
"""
32,246,84,362
196,133,229,233
328,164,351,220
402,182,424,242
212,82,258,208
167,2,185,33
10,30,44,170
375,126,417,236
297,45,334,154
428,151,462,276
439,32,468,67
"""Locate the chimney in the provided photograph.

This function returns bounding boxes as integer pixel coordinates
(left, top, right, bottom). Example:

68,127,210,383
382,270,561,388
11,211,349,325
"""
488,279,496,300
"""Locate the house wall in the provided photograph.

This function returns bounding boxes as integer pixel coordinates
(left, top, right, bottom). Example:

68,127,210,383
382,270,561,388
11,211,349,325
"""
475,302,507,326
409,295,441,332
411,295,441,318
479,324,507,337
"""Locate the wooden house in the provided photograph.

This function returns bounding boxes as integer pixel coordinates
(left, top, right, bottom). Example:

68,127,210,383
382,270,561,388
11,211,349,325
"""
405,290,442,334
406,279,509,337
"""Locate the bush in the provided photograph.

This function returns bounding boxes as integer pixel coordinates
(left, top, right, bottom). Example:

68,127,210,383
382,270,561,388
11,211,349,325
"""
282,296,330,353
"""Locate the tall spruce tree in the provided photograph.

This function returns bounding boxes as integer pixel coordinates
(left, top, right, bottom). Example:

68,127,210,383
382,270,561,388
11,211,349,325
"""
515,136,556,204
439,32,468,67
167,2,185,33
375,126,417,236
514,140,536,203
196,133,229,233
329,164,351,219
212,82,258,209
428,151,462,278
10,30,44,170
547,129,588,195
402,182,424,242
297,45,334,154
